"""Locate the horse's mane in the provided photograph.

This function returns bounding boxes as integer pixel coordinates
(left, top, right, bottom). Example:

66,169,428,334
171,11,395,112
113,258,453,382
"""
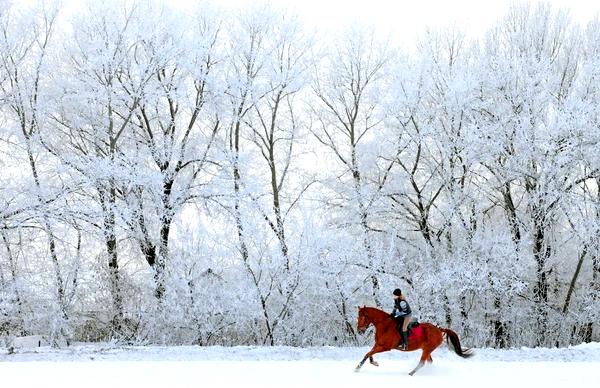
362,306,391,320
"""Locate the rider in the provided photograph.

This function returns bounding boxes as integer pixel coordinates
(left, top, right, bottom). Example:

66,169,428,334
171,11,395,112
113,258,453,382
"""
390,288,412,350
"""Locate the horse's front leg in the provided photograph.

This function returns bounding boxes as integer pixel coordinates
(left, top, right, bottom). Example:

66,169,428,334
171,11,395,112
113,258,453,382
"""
355,345,387,371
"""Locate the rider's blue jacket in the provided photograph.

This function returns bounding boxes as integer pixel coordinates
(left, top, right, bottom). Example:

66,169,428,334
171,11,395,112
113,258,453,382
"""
392,298,411,318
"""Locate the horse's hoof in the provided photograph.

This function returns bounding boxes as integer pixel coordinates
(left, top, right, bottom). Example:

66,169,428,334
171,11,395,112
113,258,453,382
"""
370,361,379,367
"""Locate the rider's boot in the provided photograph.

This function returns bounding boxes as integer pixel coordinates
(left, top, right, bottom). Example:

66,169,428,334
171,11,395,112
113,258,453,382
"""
401,331,409,350
396,322,404,347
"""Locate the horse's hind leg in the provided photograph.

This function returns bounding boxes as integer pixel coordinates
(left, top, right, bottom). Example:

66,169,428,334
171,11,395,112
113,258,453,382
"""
408,350,429,376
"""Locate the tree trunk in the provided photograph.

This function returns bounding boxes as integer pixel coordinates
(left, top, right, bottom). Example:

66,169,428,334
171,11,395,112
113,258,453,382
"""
100,184,124,330
563,246,587,314
349,133,379,304
233,134,250,262
502,182,521,245
492,296,508,348
586,246,599,343
0,231,25,335
460,294,469,338
351,147,380,306
23,133,70,344
532,215,550,345
443,293,452,326
154,178,175,301
269,149,290,269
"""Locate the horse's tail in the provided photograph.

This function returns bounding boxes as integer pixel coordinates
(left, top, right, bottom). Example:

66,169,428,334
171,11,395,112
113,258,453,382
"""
441,328,474,359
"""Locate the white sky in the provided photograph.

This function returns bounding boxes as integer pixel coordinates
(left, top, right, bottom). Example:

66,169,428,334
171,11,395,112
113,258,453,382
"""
47,1,600,46
172,0,600,46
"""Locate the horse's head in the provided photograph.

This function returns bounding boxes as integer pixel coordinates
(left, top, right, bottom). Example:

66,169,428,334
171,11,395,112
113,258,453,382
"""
356,306,371,334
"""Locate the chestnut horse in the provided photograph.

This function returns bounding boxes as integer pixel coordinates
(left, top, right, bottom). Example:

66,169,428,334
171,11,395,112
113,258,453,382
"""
355,306,473,375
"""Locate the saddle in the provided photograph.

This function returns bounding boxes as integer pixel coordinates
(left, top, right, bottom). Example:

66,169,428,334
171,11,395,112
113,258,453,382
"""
394,319,419,334
407,321,420,337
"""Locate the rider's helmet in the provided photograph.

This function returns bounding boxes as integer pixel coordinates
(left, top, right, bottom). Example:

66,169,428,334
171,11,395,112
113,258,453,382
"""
393,288,402,296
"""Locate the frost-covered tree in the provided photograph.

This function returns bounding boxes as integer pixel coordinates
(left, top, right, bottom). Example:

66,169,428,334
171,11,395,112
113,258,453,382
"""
43,1,161,332
312,27,393,308
0,1,79,345
122,3,222,301
475,4,598,346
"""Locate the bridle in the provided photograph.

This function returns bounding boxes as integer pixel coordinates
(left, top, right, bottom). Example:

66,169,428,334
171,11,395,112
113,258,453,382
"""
357,308,372,334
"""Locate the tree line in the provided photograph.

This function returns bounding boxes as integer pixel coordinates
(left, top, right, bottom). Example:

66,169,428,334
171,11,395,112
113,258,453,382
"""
0,0,598,348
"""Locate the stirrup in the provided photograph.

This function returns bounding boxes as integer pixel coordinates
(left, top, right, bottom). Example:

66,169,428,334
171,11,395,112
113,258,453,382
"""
398,338,406,349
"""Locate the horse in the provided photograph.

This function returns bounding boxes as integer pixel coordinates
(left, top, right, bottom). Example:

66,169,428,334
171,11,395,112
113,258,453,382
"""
355,306,473,375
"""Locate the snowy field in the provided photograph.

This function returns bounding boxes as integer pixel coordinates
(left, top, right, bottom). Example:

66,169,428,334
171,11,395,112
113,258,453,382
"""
1,342,599,388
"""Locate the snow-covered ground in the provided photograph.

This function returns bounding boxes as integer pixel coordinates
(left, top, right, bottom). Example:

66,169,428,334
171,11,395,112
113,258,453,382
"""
1,342,599,387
